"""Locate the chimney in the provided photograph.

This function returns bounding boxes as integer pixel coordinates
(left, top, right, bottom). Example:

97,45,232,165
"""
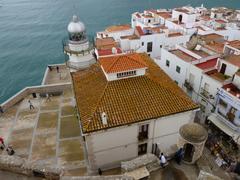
112,47,117,54
226,88,231,92
101,112,108,125
237,94,240,98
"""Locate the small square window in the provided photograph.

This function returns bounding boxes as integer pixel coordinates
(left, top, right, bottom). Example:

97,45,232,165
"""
160,45,162,48
142,42,144,46
176,66,181,73
166,60,170,67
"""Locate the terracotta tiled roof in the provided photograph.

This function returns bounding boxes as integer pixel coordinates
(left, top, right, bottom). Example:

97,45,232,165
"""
135,26,144,36
95,37,118,50
72,53,198,133
99,53,147,73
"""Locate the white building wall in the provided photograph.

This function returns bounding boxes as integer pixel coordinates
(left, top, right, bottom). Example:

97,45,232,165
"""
119,39,131,52
172,10,196,24
200,74,222,98
219,59,238,77
188,65,204,101
85,110,197,170
157,48,189,88
153,111,195,152
233,74,240,89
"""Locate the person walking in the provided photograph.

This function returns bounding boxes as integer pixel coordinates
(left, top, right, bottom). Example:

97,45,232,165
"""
0,137,5,150
56,66,59,73
46,93,51,102
28,100,34,110
175,147,184,165
159,153,167,168
98,168,102,175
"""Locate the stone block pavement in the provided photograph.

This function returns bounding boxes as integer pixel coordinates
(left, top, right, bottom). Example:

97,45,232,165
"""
0,86,88,177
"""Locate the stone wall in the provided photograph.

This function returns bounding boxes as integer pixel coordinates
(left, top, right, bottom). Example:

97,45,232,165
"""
0,155,62,179
121,154,160,173
0,83,71,112
61,175,133,180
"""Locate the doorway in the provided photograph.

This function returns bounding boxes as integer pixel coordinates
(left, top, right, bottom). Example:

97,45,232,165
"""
220,63,227,74
183,143,195,162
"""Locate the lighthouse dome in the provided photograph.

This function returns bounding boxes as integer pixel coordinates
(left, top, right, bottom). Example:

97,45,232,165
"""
67,15,86,34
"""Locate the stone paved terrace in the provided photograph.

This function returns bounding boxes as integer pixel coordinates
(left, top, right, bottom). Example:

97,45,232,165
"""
43,64,72,85
0,64,88,177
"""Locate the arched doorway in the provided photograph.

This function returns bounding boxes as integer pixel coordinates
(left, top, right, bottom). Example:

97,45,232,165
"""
178,14,183,24
183,143,195,163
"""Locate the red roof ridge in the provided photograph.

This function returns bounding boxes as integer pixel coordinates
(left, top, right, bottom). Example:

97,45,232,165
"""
100,53,147,73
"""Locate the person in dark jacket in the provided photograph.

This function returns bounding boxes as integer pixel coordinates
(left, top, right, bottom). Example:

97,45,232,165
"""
0,137,5,150
175,147,184,165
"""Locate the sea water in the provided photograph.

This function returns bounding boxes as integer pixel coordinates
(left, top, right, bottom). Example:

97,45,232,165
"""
0,0,239,103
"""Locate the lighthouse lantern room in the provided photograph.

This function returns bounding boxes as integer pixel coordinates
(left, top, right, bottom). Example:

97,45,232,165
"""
64,15,95,70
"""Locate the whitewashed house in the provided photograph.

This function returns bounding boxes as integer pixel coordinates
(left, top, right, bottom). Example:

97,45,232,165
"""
71,53,198,171
208,74,240,145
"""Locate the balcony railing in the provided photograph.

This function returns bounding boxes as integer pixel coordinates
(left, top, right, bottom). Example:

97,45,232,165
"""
216,113,240,132
200,88,215,99
184,80,193,91
138,132,148,141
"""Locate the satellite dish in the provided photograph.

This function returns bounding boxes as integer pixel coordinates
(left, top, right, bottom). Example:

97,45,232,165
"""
187,34,199,50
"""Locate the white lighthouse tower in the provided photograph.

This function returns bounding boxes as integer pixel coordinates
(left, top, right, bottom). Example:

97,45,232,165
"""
64,15,95,70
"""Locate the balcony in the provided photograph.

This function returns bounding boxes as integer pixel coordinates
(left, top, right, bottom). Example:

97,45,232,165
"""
216,113,240,133
226,112,235,123
184,80,193,91
138,132,148,141
200,88,214,99
205,70,232,85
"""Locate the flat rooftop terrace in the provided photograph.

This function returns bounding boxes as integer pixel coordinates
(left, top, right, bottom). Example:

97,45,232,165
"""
0,65,88,177
171,49,197,62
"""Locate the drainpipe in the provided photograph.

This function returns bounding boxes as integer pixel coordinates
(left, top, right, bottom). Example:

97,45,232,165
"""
197,74,204,102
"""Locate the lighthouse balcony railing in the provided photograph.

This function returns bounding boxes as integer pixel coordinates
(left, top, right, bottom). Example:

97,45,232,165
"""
62,35,95,55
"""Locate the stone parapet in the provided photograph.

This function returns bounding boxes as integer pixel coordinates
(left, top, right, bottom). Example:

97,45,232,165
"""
0,155,62,179
0,83,71,112
61,175,133,180
121,154,160,173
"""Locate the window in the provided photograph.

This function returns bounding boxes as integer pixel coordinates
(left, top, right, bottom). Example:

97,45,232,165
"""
142,42,144,46
148,19,151,23
166,60,170,67
117,70,136,78
219,98,227,108
138,143,148,155
147,42,153,52
160,45,162,48
138,124,149,141
176,66,181,73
